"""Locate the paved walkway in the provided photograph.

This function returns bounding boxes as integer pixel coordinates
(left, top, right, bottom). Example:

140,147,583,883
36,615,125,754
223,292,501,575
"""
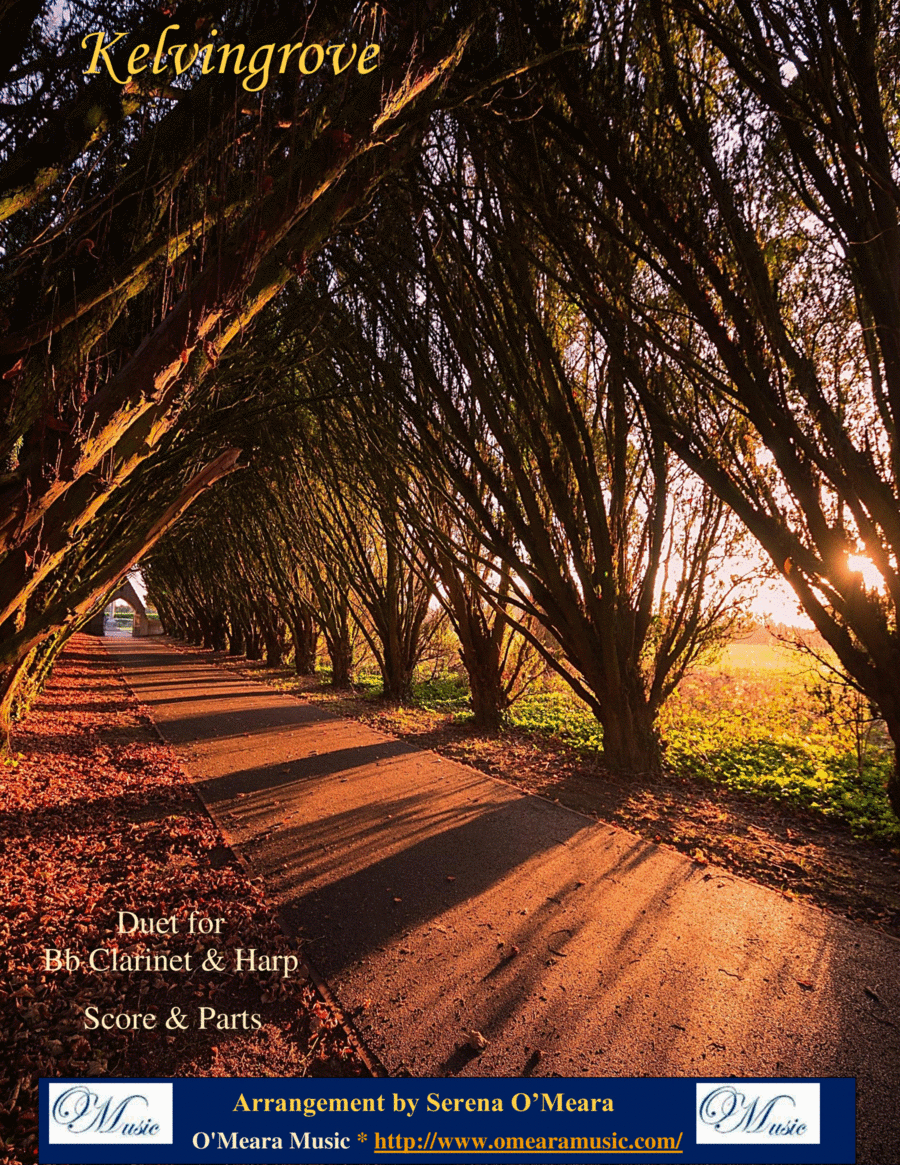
109,637,900,1162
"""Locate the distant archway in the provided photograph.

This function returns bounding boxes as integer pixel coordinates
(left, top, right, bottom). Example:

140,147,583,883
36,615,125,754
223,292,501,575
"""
84,578,162,637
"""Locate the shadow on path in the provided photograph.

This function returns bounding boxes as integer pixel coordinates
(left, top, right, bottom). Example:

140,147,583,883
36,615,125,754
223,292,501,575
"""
109,637,900,1165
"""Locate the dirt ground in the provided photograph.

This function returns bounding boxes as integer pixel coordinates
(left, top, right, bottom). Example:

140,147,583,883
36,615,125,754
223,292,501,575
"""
0,637,363,1165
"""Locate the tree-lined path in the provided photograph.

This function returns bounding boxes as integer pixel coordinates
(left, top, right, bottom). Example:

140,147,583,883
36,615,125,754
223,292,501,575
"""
110,636,900,1163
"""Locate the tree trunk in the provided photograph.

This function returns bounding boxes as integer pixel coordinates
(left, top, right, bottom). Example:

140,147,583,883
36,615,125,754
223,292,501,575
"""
292,614,318,675
599,694,661,775
457,618,508,731
381,641,414,703
468,656,508,731
0,626,71,746
883,715,900,819
227,618,245,656
263,626,284,668
327,623,353,688
887,757,900,820
209,614,227,653
199,613,218,651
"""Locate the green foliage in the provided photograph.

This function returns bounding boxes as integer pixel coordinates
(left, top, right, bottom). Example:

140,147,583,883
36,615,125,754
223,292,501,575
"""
508,660,899,843
351,671,384,698
413,673,471,713
350,669,471,711
511,691,604,751
660,678,897,843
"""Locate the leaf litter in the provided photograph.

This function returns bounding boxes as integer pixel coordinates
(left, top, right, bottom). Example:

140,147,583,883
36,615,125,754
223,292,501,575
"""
0,637,363,1165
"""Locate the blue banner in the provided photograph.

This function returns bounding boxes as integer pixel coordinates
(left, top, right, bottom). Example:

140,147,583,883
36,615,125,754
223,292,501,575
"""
39,1076,855,1164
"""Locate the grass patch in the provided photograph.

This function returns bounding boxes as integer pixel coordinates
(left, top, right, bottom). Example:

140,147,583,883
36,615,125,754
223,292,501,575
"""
507,666,898,844
413,673,470,712
510,690,603,750
352,671,384,697
339,670,471,711
662,665,898,842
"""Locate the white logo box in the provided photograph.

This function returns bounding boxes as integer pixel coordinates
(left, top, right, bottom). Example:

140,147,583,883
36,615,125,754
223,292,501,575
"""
696,1082,820,1145
48,1081,174,1145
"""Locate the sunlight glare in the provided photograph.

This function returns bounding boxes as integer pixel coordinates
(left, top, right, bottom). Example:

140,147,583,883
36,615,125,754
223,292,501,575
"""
847,554,885,591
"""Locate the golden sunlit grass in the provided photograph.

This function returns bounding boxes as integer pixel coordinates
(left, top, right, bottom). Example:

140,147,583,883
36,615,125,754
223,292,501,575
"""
506,643,898,842
719,642,813,673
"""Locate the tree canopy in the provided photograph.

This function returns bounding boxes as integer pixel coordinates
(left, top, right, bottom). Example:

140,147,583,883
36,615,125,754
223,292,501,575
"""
0,0,510,719
4,0,900,817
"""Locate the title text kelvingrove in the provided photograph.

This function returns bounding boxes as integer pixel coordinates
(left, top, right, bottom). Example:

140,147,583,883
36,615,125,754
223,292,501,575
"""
83,28,380,90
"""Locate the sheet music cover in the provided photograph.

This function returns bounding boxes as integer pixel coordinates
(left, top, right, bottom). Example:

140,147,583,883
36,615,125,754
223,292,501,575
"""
1,3,897,1164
